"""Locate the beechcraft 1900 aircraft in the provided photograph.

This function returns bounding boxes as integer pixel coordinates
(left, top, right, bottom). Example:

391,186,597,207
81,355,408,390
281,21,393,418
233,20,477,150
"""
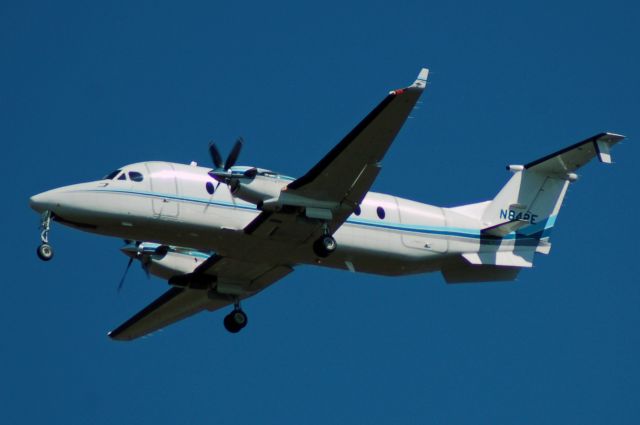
29,68,626,341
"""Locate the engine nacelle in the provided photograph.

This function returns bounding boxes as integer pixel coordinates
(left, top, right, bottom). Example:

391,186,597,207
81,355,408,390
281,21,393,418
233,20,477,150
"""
121,242,209,281
144,248,208,280
230,176,287,205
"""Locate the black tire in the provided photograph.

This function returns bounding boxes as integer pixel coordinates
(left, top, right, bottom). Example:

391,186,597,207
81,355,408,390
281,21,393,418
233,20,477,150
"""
223,314,241,333
37,243,54,261
313,235,337,258
223,309,248,333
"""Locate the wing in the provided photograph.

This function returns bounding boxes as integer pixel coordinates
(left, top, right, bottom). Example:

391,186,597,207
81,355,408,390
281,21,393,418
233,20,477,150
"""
288,68,429,205
108,255,293,341
108,287,230,341
246,68,429,242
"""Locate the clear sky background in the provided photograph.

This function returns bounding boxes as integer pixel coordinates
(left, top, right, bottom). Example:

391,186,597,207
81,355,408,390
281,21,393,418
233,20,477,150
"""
2,1,639,424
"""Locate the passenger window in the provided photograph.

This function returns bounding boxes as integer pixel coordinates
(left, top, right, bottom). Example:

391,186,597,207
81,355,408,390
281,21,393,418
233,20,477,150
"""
376,206,385,219
129,171,144,182
354,205,361,216
206,181,215,195
118,173,127,181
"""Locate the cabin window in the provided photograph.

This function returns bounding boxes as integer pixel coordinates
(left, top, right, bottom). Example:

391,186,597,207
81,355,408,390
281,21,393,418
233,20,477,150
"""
128,171,144,182
354,205,361,216
205,181,215,195
104,169,121,180
376,206,385,219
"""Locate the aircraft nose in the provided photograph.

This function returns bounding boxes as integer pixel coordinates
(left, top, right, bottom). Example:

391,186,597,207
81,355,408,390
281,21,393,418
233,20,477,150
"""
29,189,60,213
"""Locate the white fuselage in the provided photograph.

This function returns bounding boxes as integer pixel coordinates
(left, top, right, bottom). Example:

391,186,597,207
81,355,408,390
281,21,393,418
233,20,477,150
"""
30,161,502,277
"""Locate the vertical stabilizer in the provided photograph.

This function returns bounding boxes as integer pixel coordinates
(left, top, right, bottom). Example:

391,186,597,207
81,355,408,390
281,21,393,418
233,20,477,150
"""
481,132,624,242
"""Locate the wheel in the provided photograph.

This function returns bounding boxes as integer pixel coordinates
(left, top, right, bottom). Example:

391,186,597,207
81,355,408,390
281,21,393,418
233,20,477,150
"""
37,243,54,261
223,309,248,333
223,315,240,333
313,235,337,258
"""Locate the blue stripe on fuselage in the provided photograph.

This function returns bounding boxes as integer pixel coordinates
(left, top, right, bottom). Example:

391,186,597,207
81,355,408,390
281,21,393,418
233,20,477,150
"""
79,188,556,241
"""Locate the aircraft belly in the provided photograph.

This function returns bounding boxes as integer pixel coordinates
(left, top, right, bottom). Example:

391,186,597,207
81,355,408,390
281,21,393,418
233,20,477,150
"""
311,246,445,276
320,223,445,276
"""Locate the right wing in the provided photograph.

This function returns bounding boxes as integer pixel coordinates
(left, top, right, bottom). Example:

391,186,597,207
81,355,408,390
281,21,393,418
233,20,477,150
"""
287,68,429,205
245,68,429,243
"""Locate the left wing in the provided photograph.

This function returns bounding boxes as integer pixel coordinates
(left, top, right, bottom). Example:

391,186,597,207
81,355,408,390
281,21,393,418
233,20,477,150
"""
246,68,429,241
109,255,293,341
108,287,231,341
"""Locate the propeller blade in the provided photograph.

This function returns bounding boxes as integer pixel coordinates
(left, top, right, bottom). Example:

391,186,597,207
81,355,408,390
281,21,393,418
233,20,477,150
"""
117,257,135,293
209,143,224,169
224,137,243,170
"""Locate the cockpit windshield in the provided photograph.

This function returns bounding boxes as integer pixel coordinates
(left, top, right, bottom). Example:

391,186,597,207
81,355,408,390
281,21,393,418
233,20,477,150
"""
103,169,122,180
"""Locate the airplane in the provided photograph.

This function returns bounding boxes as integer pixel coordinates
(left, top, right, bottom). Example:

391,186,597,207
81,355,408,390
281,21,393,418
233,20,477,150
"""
29,68,626,341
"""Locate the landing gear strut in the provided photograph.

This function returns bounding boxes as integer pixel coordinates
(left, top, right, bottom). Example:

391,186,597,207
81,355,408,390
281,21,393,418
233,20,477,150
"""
313,223,337,258
223,298,248,333
37,211,54,261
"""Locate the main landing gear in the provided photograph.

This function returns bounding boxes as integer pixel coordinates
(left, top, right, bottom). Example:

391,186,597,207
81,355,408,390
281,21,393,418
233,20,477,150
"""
223,299,248,333
313,223,337,258
37,211,54,262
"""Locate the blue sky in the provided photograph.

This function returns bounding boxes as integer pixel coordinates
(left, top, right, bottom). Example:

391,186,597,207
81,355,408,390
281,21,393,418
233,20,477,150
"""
2,1,639,423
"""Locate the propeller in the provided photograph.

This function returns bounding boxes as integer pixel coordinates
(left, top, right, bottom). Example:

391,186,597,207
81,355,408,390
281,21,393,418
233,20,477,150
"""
117,241,169,292
117,257,135,293
117,240,141,293
208,137,244,185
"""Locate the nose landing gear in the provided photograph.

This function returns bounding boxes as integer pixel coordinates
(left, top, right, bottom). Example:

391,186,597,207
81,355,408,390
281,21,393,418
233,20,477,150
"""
223,298,248,333
37,211,54,261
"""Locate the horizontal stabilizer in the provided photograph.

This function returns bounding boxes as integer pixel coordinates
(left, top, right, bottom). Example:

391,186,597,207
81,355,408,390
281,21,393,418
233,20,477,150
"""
481,220,529,237
524,132,625,176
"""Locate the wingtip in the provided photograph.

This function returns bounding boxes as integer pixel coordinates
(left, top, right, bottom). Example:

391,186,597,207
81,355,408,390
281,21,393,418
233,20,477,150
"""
417,67,429,81
410,68,429,89
107,329,128,341
602,132,625,141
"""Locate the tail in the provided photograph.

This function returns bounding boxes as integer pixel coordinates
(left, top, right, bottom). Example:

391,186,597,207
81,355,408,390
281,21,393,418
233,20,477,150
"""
480,132,624,247
443,132,625,283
